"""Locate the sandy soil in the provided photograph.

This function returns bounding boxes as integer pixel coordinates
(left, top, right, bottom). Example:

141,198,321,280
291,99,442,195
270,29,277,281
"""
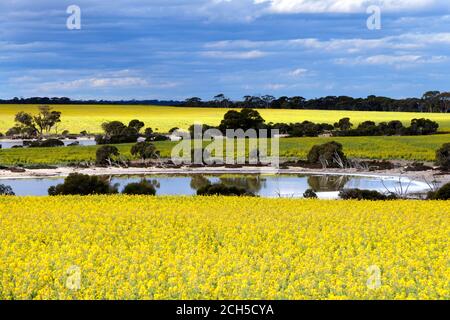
0,165,449,187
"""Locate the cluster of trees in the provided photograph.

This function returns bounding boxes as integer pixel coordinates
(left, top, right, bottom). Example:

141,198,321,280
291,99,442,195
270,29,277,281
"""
7,106,62,138
184,91,450,113
333,118,439,137
271,121,334,137
95,141,160,166
95,120,169,145
188,109,440,138
95,120,144,144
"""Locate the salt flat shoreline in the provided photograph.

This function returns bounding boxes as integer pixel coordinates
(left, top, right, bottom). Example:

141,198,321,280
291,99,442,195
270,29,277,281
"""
0,165,449,186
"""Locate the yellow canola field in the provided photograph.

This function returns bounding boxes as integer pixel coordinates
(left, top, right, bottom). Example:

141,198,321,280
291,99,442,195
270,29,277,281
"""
0,196,448,300
1,104,450,133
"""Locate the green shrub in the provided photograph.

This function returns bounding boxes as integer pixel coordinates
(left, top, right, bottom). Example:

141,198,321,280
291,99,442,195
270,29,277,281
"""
303,189,318,199
339,189,397,200
427,183,450,200
307,141,347,168
131,142,159,160
197,183,254,196
96,146,120,166
28,139,64,148
436,143,450,169
0,184,15,196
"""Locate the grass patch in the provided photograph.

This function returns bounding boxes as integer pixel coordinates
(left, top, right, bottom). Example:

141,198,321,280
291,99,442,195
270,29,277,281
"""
1,134,448,165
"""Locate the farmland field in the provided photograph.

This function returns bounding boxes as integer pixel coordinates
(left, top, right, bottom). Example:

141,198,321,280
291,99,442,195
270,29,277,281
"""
1,104,450,134
1,134,449,165
0,196,447,300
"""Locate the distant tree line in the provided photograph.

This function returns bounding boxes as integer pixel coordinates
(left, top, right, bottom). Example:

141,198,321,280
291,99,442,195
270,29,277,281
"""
2,91,449,112
0,97,181,106
184,91,450,113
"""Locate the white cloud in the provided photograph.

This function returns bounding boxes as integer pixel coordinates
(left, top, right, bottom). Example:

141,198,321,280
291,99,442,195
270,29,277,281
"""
255,0,447,14
335,54,448,66
201,50,268,59
205,32,450,53
35,76,177,92
288,68,308,77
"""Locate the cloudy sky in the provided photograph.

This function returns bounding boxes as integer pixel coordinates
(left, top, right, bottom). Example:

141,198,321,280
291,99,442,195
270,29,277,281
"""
1,0,450,100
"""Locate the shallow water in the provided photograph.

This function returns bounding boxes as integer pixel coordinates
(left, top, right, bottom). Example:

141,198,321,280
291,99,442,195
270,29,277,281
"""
0,174,429,198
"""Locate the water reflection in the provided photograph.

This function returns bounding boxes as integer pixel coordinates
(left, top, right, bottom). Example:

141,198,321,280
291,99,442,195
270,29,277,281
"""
0,174,429,197
307,175,350,192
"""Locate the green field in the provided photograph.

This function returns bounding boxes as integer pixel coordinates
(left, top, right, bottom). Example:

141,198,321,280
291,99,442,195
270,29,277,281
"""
1,134,448,166
1,104,450,134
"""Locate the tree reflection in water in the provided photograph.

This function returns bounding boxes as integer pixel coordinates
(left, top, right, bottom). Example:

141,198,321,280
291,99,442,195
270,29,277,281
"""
189,175,266,194
307,175,350,192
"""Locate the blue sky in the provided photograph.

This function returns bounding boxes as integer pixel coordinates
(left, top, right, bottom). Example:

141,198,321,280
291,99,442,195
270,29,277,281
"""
1,0,450,100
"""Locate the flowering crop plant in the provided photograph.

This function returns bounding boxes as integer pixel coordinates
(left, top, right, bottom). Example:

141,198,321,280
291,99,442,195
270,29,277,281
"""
0,196,448,300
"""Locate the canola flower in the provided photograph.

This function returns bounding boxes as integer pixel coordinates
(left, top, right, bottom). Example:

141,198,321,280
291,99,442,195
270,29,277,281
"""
0,196,448,300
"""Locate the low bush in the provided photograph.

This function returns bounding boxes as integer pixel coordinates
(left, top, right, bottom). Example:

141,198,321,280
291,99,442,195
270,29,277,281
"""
435,143,450,170
197,183,254,196
146,134,170,142
427,183,450,200
96,146,120,166
339,189,397,200
307,141,347,168
28,139,64,148
303,189,318,199
131,142,160,161
0,184,15,196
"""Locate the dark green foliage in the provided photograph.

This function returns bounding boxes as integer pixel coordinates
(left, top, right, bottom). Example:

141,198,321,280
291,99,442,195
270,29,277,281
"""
197,183,255,196
146,134,170,142
28,139,64,148
307,141,347,168
11,106,61,137
339,189,397,200
128,120,145,133
96,121,139,144
130,142,160,160
96,145,120,165
48,173,118,196
122,180,157,195
303,189,318,199
334,118,353,131
0,184,15,196
408,118,439,135
290,121,329,137
436,143,450,169
219,108,265,132
334,118,438,137
144,127,154,138
427,183,450,200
